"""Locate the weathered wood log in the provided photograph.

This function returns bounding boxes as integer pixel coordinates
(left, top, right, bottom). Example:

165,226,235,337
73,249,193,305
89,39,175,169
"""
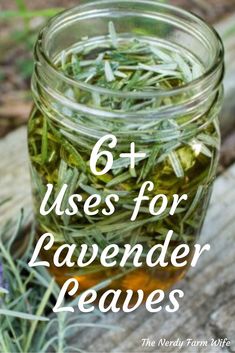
0,127,31,227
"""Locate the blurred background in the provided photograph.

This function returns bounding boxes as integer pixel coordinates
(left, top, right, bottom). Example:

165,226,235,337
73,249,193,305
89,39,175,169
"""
0,0,235,169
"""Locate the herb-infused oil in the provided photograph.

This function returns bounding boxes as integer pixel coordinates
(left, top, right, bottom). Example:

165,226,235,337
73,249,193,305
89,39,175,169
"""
28,0,224,299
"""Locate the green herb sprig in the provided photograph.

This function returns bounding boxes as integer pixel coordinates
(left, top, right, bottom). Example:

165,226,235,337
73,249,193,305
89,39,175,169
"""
0,209,117,353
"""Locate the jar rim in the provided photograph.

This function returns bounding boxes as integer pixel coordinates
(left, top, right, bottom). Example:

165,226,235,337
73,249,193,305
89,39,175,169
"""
37,0,224,100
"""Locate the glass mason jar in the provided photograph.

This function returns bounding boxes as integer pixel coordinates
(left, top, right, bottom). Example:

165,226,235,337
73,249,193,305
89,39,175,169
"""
28,0,224,298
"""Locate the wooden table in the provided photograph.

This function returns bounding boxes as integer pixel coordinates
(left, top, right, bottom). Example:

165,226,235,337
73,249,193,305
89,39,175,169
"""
0,7,235,353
